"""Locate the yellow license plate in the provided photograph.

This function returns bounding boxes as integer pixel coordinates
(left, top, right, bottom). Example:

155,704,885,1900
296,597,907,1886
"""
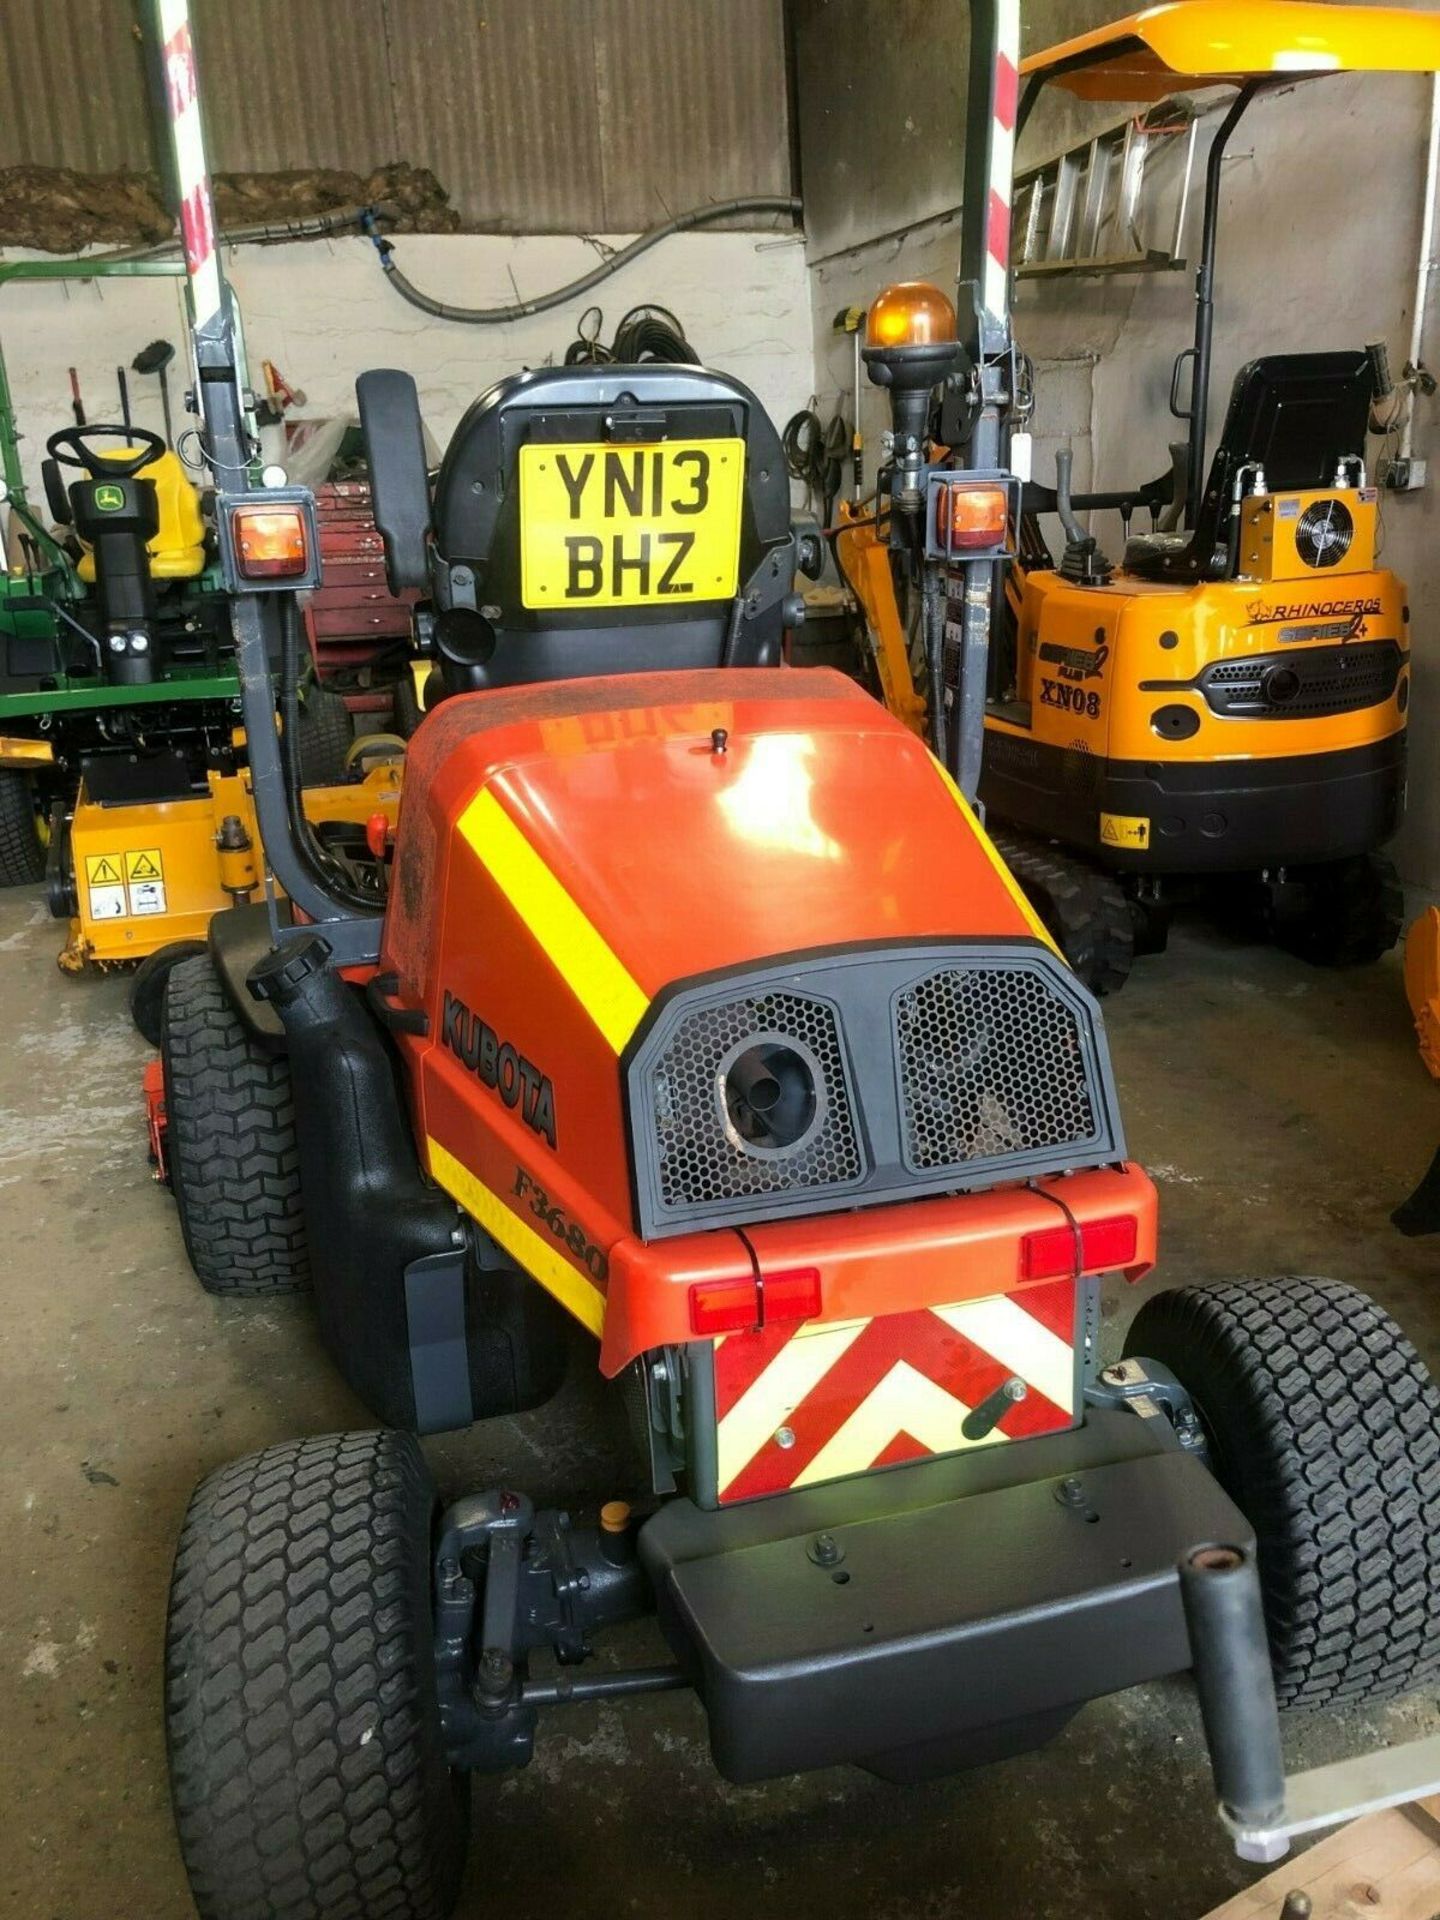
519,438,745,611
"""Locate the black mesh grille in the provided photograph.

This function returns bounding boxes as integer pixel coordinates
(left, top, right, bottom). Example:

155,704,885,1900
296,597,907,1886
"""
629,946,1123,1239
651,991,863,1210
1199,641,1402,719
896,966,1098,1171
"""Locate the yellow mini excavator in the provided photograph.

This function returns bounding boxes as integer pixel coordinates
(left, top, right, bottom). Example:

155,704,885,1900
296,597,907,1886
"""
838,1,1438,992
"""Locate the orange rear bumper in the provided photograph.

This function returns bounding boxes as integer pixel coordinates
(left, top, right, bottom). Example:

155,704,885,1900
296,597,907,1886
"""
598,1161,1157,1376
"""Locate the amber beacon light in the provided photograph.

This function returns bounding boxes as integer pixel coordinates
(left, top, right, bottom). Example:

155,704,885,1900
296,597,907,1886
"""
862,281,963,506
865,280,958,352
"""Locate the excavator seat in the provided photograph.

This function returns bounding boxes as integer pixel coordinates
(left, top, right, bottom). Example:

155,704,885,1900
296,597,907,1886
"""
1123,352,1377,584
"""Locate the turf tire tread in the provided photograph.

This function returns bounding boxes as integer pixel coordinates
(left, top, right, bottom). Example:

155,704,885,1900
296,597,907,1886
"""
1125,1276,1440,1711
162,954,310,1294
166,1430,469,1920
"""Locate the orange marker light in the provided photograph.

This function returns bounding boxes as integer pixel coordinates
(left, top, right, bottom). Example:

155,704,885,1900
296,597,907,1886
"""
866,281,958,352
937,480,1009,552
231,503,309,579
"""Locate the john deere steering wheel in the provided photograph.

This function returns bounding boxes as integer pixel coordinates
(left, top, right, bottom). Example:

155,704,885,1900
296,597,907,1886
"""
46,423,167,478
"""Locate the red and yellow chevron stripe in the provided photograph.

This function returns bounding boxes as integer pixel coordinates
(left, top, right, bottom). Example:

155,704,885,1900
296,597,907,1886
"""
713,1277,1077,1504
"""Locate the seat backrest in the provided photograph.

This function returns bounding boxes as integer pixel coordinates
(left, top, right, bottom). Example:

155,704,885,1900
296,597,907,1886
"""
1126,352,1376,584
73,447,206,584
1191,351,1375,568
361,363,796,694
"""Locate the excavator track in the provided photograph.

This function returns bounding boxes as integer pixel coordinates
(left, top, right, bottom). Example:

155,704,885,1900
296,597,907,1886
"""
987,824,1135,996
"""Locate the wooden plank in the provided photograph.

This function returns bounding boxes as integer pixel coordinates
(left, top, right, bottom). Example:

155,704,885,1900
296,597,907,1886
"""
1200,1805,1440,1918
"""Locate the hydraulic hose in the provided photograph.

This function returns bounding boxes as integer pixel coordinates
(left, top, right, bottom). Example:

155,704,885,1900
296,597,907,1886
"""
363,196,802,325
277,596,383,918
72,204,394,267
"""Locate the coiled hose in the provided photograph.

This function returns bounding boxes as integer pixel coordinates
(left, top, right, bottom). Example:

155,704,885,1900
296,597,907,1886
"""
783,406,848,523
563,303,698,366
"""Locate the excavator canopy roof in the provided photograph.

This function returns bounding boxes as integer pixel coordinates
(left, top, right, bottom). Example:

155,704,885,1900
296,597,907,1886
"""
1023,0,1440,104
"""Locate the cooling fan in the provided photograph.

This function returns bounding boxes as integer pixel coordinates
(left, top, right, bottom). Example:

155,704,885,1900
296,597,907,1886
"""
1295,497,1355,569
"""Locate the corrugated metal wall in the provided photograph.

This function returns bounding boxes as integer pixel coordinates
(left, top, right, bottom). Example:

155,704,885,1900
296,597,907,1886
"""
0,1,152,172
791,0,967,261
0,0,793,230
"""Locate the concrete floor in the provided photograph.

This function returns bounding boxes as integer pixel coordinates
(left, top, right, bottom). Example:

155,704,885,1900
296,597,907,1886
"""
4,882,1440,1920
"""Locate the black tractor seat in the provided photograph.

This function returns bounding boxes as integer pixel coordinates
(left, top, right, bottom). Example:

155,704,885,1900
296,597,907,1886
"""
1124,350,1378,585
357,363,802,701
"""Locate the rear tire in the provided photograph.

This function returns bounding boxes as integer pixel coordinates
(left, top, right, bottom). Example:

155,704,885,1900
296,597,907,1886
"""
0,768,45,885
394,673,424,739
166,1430,470,1920
1124,1276,1440,1711
129,937,207,1047
1272,852,1404,967
161,954,309,1294
988,827,1134,995
297,685,354,787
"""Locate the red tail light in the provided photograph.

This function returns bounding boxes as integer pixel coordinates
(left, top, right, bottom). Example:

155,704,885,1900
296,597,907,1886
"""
1020,1213,1138,1282
689,1266,822,1336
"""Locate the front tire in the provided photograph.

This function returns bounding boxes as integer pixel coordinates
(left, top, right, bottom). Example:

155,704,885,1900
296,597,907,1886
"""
1125,1276,1440,1711
166,1431,470,1920
161,954,310,1293
128,937,207,1047
0,768,45,885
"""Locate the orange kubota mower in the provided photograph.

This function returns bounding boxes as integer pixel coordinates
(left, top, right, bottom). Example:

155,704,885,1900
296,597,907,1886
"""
148,6,1440,1915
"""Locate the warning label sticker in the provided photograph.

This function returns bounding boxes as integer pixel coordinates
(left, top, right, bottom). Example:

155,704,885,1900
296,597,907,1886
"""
1099,811,1150,850
83,848,168,921
128,878,168,916
125,849,167,915
84,853,127,921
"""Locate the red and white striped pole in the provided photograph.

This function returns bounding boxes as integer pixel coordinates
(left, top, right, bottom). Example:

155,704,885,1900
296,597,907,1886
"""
154,0,222,335
949,0,1022,802
981,0,1021,348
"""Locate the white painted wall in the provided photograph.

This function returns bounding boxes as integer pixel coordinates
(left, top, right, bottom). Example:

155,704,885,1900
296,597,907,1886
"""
2,229,817,508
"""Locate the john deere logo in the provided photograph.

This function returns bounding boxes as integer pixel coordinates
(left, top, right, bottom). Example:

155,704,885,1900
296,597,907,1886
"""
93,483,125,511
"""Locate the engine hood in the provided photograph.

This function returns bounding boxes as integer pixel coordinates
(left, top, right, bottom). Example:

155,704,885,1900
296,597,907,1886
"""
387,668,1051,1011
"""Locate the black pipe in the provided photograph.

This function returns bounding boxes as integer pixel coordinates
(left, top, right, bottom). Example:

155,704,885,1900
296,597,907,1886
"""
522,1665,688,1707
1177,1544,1286,1829
1184,85,1260,529
1016,72,1045,141
370,196,802,327
1023,471,1172,518
922,556,946,765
